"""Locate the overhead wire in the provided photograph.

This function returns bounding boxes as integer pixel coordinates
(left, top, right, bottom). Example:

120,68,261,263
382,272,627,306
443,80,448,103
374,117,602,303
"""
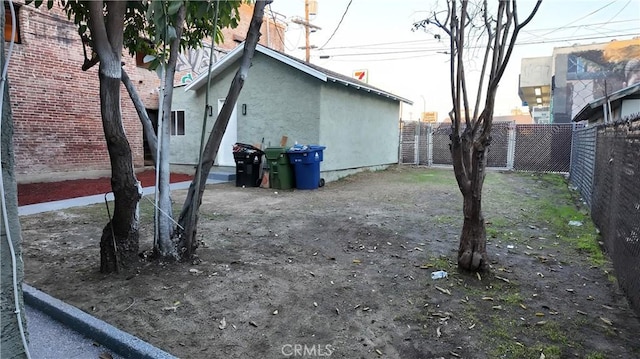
318,32,640,59
318,0,353,49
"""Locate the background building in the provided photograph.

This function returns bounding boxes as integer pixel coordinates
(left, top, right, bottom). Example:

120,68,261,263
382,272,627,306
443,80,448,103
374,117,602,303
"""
519,37,640,123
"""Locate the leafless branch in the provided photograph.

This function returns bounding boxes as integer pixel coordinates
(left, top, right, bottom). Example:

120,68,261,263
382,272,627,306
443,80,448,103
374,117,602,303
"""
121,69,157,165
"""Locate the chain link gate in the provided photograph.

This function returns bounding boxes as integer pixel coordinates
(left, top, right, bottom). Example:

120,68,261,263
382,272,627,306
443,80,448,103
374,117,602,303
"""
400,122,571,172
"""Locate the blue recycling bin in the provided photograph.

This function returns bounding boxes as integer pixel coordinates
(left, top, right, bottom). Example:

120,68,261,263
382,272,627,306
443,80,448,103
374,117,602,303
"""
287,145,326,190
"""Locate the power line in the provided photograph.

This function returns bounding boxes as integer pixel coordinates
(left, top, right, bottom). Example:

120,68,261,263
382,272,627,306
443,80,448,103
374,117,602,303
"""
317,19,638,52
318,32,640,59
537,0,617,37
318,0,353,49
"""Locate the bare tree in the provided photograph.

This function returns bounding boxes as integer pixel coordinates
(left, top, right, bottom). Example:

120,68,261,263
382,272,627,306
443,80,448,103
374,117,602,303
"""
414,0,541,271
177,0,271,259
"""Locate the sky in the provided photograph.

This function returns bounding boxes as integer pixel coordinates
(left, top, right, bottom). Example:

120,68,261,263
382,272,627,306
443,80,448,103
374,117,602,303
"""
268,0,640,121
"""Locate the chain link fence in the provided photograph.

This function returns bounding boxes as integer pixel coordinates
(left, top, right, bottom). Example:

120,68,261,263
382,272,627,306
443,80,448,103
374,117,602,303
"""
400,122,572,172
569,124,597,207
590,118,640,314
513,124,573,172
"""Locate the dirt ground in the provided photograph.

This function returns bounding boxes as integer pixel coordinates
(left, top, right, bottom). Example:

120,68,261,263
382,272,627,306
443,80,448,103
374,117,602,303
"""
20,165,640,359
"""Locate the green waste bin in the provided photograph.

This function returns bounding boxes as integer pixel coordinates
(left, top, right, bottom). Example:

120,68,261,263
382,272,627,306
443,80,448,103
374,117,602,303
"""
265,147,295,190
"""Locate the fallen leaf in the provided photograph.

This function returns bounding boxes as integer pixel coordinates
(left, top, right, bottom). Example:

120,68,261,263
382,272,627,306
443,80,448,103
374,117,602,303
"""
219,317,227,330
476,272,482,281
600,317,613,326
435,286,451,295
468,323,476,330
520,304,527,310
273,310,278,315
535,312,545,317
249,321,258,327
576,310,587,315
495,275,510,283
536,321,547,326
352,259,362,264
492,305,503,310
188,268,201,274
436,326,442,338
482,296,494,301
99,353,113,359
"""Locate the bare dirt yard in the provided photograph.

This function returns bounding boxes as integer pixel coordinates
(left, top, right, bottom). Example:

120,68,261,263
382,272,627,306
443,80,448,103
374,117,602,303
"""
21,165,640,359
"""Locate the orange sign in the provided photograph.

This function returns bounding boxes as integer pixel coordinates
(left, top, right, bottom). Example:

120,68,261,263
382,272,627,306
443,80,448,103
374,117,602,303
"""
421,112,438,122
353,69,368,83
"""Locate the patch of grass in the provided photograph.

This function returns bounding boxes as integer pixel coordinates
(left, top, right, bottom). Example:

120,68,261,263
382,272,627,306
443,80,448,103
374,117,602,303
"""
486,316,567,359
500,291,523,305
536,200,606,266
432,214,458,225
585,352,607,359
422,255,455,270
401,168,454,185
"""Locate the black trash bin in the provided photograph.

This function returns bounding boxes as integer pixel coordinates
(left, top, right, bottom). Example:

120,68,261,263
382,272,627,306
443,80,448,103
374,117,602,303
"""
232,143,264,187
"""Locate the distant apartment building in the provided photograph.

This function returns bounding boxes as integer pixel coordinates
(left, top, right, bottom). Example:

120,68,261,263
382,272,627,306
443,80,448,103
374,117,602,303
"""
519,38,640,123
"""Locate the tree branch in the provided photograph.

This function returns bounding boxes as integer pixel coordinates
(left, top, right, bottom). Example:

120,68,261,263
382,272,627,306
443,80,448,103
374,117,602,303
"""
86,1,112,60
121,69,157,165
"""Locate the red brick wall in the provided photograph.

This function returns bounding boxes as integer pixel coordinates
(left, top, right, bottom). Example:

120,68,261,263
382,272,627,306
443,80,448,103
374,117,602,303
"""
8,2,145,178
7,2,283,180
219,3,286,52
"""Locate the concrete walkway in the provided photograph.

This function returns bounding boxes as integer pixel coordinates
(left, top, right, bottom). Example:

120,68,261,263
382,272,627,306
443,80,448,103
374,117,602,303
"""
20,175,232,358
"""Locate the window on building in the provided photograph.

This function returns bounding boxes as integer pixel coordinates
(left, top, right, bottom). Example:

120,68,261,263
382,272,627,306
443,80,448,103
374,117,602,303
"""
171,110,185,136
4,3,21,44
568,55,587,74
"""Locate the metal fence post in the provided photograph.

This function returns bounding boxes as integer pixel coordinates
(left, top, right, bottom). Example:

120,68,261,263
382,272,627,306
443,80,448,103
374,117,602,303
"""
414,122,420,165
507,122,516,170
427,123,433,166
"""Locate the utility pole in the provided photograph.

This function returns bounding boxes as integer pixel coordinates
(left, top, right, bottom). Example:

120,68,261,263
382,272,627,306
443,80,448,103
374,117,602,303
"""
304,0,310,62
291,0,321,62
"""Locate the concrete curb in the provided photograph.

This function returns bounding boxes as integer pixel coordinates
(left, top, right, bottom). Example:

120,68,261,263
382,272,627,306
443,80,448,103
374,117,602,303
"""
23,284,177,359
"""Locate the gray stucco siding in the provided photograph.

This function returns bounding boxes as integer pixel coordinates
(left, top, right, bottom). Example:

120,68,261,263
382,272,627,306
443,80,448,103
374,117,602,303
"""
319,83,400,172
170,65,240,164
237,54,321,147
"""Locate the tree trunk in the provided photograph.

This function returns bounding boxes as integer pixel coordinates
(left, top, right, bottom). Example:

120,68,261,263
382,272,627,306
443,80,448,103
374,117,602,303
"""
176,0,270,260
456,140,489,271
83,1,140,273
98,63,141,273
122,69,157,164
1,43,29,359
154,5,187,259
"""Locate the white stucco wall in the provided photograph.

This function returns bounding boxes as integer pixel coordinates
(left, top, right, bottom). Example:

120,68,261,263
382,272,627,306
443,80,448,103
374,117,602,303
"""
319,83,400,174
236,55,321,148
621,99,640,118
170,65,240,165
520,57,552,88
